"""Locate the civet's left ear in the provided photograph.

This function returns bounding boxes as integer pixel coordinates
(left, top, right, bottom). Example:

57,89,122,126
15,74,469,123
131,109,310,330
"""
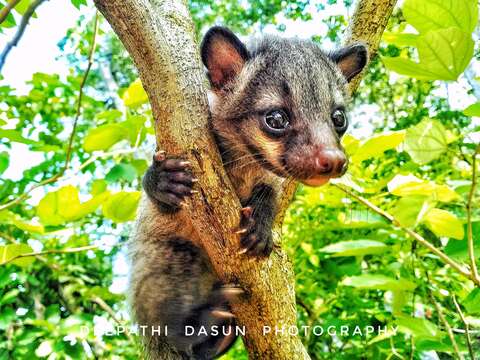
329,44,368,82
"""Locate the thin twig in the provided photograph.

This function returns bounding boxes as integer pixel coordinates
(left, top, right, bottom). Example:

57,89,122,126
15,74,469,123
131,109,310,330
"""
429,291,463,360
2,245,99,265
91,296,136,344
0,0,21,24
466,145,480,284
0,231,60,270
453,295,475,360
0,13,99,212
331,183,480,286
0,0,47,72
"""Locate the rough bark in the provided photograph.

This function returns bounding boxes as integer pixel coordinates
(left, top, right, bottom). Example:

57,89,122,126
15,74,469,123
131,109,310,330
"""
94,0,397,358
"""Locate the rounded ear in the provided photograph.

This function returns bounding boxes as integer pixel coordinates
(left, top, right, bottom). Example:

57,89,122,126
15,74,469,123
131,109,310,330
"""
329,44,368,82
200,26,249,90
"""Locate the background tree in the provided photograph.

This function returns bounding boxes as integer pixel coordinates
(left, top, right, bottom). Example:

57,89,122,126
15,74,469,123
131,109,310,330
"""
0,0,479,359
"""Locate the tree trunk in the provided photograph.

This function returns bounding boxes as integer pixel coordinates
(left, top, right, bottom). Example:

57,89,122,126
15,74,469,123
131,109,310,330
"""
94,0,397,358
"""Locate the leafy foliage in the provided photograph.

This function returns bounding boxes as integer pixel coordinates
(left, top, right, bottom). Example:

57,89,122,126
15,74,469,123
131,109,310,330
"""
0,0,479,359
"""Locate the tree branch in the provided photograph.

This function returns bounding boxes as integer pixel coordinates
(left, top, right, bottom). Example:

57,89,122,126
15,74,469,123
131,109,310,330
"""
0,0,47,72
332,183,480,286
453,295,475,360
1,244,99,265
0,0,21,24
0,13,99,212
94,0,398,358
429,291,463,360
94,1,307,358
466,145,480,283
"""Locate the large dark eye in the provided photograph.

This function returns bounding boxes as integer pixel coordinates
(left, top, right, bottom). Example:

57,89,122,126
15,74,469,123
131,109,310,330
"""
332,109,348,133
264,110,290,132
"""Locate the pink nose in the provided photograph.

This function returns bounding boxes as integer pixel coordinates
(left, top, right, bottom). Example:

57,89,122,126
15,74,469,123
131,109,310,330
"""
314,149,347,176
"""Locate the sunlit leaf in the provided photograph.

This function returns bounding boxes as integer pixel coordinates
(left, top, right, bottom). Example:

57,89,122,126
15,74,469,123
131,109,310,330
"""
83,124,128,152
423,208,464,239
351,131,405,162
463,102,480,117
90,179,108,195
0,129,37,145
341,274,417,291
382,32,418,47
403,119,448,164
388,174,460,202
319,240,388,257
122,78,148,107
105,163,137,183
383,28,474,81
37,186,108,226
0,244,34,267
403,0,478,34
102,191,141,223
395,315,443,340
0,210,44,233
390,196,434,227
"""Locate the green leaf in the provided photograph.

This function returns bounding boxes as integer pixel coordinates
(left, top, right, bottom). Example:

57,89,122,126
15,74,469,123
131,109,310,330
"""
95,109,123,123
122,78,148,107
423,208,464,239
382,32,418,47
403,119,448,164
351,131,405,162
341,274,417,291
395,315,443,340
120,115,147,146
403,0,478,34
14,0,34,15
0,210,44,233
70,0,87,9
105,163,137,183
0,129,37,145
0,244,34,267
131,159,148,175
463,288,480,314
36,186,107,226
390,196,434,227
0,151,9,175
383,28,474,81
102,191,141,223
83,124,128,152
90,179,108,195
319,240,388,257
463,102,480,117
445,222,480,260
388,174,460,202
337,210,387,228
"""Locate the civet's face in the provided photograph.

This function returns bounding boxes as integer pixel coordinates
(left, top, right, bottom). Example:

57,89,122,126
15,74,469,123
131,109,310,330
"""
202,27,367,186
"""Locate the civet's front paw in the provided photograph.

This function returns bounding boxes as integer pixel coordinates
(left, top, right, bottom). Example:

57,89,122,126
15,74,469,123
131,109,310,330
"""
237,206,273,257
143,151,197,213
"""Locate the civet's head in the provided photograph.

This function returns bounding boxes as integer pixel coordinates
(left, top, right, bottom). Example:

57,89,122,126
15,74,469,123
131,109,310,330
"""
201,26,367,186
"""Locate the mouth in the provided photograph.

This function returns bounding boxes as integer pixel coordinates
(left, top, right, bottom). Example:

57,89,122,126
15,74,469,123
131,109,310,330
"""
301,176,332,187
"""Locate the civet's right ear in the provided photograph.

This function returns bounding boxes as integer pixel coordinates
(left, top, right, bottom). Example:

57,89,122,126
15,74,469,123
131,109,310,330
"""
329,43,368,82
201,26,249,91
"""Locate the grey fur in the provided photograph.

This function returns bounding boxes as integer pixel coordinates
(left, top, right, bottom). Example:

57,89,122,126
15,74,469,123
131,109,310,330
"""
129,27,366,359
